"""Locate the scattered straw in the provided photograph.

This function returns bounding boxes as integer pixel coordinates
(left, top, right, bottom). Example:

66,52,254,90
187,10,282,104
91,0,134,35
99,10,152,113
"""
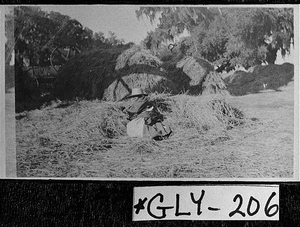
16,93,254,178
16,63,294,178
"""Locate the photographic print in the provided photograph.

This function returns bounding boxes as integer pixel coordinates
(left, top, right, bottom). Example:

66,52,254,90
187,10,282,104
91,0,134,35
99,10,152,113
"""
5,5,298,179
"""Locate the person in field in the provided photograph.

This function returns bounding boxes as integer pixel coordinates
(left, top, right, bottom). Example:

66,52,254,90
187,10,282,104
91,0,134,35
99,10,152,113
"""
121,88,172,140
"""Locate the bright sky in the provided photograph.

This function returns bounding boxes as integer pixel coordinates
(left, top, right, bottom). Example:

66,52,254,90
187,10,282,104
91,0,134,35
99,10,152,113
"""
40,5,159,45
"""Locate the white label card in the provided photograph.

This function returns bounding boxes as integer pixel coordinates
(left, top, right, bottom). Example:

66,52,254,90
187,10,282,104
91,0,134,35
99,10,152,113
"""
133,185,279,221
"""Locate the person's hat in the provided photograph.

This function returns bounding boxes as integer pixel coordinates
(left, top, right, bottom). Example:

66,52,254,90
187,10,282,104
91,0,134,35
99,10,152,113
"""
124,88,148,99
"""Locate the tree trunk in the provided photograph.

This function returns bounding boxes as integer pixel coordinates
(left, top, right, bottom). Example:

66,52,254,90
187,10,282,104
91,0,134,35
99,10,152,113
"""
266,45,278,65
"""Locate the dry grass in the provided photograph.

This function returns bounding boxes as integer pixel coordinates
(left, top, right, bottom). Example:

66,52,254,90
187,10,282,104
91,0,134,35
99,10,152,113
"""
16,63,294,179
224,81,294,178
16,93,249,178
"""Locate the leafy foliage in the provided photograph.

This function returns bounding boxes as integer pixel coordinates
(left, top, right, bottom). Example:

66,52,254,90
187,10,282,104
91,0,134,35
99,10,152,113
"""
14,6,92,67
13,6,130,68
11,6,132,110
137,7,217,54
137,7,294,71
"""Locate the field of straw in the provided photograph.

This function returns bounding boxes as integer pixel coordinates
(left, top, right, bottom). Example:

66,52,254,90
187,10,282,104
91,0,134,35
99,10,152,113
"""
16,80,294,178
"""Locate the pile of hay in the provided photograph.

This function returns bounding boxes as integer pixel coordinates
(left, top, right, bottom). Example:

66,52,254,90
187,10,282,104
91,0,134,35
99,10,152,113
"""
225,63,294,95
55,45,228,102
176,56,214,86
160,94,244,133
115,45,162,70
103,72,177,101
160,53,191,93
16,100,128,177
55,45,177,102
16,94,246,177
54,47,125,100
160,54,225,96
201,71,229,96
103,45,177,101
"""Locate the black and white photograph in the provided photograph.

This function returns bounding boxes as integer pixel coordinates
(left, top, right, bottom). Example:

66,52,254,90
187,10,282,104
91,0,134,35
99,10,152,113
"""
4,5,298,179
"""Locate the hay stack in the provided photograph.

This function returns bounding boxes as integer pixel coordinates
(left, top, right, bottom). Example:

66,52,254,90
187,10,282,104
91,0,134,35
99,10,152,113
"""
201,71,229,96
225,63,294,95
161,94,244,134
103,72,177,101
17,93,246,177
160,53,191,93
161,54,223,96
55,47,125,100
103,45,177,101
55,45,176,101
115,45,162,70
247,64,264,75
176,56,214,86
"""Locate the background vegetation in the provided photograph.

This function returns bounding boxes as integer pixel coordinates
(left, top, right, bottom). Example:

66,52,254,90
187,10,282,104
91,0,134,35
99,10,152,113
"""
6,6,294,111
6,6,295,178
137,7,293,71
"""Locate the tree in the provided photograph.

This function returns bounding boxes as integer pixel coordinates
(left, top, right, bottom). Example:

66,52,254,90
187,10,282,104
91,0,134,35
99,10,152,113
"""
14,6,94,67
137,7,217,48
137,6,294,71
106,31,125,46
92,31,107,48
49,18,92,49
141,28,170,55
211,8,294,68
14,6,51,66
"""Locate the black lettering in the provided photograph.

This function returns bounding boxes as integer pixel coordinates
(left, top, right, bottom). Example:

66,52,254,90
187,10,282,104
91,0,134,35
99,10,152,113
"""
247,196,260,216
133,197,147,214
229,194,246,217
175,194,191,216
208,207,221,211
265,192,279,217
190,190,205,215
147,193,174,219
